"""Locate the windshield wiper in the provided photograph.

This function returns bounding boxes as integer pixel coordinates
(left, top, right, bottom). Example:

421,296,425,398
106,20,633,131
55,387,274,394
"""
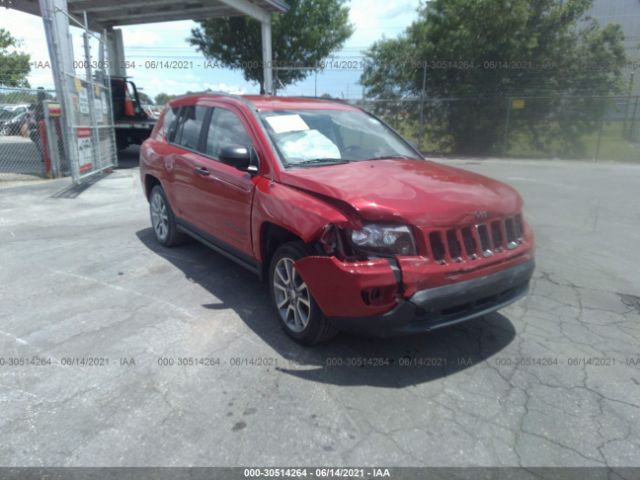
365,154,420,161
291,158,351,167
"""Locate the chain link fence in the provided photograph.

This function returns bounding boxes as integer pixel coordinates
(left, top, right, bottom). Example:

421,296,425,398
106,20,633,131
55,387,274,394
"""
0,6,119,185
358,95,640,162
0,86,67,179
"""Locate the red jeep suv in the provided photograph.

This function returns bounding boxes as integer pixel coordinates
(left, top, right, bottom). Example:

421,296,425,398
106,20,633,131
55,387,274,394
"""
140,94,535,345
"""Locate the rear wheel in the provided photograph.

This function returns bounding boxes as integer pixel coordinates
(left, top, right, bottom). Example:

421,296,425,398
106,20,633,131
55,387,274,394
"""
269,241,337,345
149,185,183,247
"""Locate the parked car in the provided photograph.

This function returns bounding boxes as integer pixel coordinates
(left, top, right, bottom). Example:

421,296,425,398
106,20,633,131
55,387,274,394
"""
140,94,535,345
0,106,31,136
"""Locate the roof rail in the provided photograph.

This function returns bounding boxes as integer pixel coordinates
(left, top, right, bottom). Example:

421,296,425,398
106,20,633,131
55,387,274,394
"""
172,90,256,109
284,95,358,105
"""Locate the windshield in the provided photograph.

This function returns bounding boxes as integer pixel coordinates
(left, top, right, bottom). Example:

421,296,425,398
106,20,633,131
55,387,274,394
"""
260,108,421,167
0,109,16,119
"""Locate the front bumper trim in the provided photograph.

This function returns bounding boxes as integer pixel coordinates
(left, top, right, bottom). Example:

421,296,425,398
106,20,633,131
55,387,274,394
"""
330,259,535,337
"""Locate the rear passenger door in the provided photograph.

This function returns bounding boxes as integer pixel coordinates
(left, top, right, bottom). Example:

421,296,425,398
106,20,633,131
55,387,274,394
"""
168,105,210,231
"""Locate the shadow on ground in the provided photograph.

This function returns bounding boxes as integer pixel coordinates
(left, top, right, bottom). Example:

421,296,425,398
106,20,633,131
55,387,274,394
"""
136,228,516,388
115,145,140,169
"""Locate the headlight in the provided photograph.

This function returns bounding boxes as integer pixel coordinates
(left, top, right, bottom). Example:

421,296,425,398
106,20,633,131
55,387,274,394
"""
350,224,417,256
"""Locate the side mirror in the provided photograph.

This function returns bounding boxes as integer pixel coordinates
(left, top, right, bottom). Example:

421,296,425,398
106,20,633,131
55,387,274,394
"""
219,145,258,173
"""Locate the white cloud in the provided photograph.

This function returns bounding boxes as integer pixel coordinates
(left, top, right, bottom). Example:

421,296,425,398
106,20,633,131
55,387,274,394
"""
346,0,421,52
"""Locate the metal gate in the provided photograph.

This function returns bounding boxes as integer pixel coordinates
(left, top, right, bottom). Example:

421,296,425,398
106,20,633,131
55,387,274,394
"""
39,0,117,184
0,86,60,179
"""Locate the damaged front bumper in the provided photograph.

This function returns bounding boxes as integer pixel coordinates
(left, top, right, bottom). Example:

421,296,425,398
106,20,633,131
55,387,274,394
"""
296,254,534,337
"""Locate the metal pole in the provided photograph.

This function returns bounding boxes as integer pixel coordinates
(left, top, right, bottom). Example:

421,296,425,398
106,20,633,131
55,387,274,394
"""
82,11,101,171
261,16,273,95
39,0,81,184
503,97,512,154
623,70,634,139
629,95,639,143
43,101,61,177
419,61,427,148
594,115,604,162
102,29,118,168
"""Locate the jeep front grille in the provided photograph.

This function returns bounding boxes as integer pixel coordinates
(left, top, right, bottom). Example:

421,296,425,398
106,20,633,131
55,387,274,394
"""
427,214,524,263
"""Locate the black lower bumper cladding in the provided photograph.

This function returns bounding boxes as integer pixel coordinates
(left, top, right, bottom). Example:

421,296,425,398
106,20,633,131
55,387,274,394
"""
332,259,535,337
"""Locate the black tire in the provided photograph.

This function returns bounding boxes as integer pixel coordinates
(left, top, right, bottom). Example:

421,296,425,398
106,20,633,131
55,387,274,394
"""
149,185,184,247
269,241,338,345
116,133,129,151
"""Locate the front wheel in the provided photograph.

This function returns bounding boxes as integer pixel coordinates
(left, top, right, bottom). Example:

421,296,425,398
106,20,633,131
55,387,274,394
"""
269,242,337,345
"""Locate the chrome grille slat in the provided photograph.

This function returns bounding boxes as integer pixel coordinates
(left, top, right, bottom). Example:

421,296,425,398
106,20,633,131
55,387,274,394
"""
429,231,446,262
446,229,462,261
427,215,524,264
461,227,477,258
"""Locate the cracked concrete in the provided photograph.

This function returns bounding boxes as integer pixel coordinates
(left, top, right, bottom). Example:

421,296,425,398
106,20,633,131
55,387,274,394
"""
0,153,639,467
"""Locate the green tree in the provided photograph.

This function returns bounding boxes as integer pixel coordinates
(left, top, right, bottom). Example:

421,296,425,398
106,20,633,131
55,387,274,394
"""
361,0,627,155
189,0,354,94
154,92,176,105
0,28,31,88
138,91,153,104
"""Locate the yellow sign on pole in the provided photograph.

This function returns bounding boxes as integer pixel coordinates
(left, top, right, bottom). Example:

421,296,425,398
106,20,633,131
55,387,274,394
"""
512,99,525,110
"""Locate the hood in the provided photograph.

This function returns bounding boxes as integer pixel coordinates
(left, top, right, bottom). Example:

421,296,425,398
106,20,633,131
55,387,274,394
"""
279,159,522,226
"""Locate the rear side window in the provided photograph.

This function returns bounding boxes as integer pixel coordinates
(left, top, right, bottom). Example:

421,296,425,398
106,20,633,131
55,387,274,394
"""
173,105,207,151
162,106,179,140
205,107,252,158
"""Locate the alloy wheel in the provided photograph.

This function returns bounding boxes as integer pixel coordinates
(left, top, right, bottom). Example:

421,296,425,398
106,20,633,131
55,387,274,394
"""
150,191,169,242
273,257,311,332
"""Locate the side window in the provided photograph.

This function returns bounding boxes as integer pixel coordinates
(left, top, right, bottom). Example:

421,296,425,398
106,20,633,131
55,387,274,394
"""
205,108,252,158
162,106,179,140
173,105,207,151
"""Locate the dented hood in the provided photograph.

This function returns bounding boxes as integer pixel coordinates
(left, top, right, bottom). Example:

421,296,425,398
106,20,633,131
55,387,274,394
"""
278,159,522,226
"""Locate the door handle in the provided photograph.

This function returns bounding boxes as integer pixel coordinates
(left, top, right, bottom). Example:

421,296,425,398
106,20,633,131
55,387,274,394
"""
194,166,209,176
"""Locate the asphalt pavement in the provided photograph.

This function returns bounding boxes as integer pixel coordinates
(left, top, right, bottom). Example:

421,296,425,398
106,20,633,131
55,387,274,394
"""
0,153,638,467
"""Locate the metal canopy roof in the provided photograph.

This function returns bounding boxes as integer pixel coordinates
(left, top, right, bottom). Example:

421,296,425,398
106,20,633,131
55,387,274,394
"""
9,0,289,28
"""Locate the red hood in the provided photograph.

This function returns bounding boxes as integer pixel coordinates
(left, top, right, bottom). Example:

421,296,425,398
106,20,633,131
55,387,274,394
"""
278,159,522,226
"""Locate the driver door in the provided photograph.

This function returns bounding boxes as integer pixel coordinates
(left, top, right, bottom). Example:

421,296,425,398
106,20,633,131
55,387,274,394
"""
194,105,256,258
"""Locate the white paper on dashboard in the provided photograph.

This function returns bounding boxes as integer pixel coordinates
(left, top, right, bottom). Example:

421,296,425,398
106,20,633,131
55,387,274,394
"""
265,114,310,134
277,129,341,162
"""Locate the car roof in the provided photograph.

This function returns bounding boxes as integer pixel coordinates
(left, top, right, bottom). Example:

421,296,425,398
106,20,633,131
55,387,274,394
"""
243,95,359,111
168,93,360,112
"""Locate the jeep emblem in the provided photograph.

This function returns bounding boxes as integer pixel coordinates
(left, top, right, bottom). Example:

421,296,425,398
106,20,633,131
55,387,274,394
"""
475,210,489,220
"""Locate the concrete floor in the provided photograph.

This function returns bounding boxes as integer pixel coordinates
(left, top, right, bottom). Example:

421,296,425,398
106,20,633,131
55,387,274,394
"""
0,155,639,467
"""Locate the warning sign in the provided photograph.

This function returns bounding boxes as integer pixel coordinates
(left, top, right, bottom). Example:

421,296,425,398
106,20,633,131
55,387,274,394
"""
78,87,89,115
512,99,525,110
76,127,93,173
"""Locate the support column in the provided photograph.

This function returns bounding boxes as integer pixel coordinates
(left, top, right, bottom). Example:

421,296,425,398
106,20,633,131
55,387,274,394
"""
39,0,80,181
261,17,273,95
218,0,275,95
106,27,126,77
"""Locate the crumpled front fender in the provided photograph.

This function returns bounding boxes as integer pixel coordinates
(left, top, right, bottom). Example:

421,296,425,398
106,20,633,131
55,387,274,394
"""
294,256,400,317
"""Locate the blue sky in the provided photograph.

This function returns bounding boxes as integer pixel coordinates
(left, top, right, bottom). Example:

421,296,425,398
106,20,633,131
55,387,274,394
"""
1,1,422,100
